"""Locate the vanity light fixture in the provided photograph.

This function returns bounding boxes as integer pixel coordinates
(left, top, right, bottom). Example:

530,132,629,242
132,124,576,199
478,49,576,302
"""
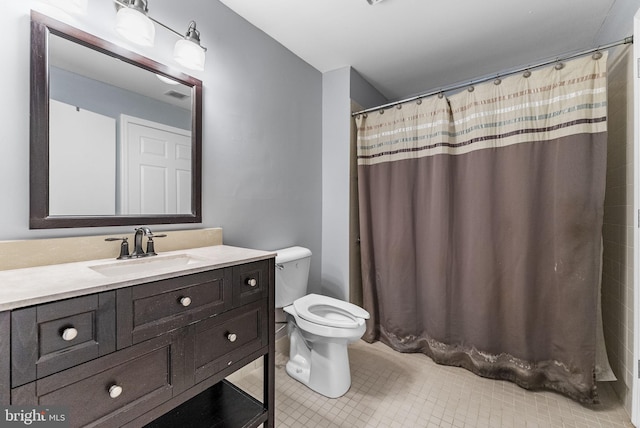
174,22,206,71
113,0,207,71
115,0,155,47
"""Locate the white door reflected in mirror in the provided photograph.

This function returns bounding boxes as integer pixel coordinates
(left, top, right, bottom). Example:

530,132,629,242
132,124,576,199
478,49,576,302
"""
120,115,192,215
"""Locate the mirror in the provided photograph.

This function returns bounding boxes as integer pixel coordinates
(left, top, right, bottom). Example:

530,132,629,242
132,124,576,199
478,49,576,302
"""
30,11,202,228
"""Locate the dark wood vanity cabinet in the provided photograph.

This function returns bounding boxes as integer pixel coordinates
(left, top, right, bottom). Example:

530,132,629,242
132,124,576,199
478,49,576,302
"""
4,258,275,428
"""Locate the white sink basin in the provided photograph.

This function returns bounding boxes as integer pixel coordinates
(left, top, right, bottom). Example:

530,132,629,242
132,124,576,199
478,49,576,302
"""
90,254,207,277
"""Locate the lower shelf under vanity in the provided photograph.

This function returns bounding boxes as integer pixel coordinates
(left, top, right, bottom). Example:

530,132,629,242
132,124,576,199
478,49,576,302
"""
144,381,267,428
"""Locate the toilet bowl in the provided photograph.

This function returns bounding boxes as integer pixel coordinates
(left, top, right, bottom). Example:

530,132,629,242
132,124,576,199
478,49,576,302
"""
274,246,370,398
283,293,369,398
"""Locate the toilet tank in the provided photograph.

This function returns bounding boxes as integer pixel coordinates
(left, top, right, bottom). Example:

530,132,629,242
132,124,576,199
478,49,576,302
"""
275,246,312,308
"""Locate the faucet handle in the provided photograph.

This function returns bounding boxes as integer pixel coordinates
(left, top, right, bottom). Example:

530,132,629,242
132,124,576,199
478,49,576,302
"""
105,237,130,259
145,233,167,256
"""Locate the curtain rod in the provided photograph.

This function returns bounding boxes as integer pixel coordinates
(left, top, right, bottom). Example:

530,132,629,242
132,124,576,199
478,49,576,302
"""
352,36,633,117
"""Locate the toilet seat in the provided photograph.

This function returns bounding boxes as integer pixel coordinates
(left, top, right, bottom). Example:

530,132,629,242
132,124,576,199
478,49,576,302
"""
292,294,370,329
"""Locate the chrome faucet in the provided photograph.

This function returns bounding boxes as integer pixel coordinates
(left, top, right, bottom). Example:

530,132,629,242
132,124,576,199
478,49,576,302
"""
105,227,167,259
132,227,168,258
131,227,152,258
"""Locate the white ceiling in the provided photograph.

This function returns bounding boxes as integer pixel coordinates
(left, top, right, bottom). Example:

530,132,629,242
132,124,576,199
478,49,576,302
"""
219,0,638,101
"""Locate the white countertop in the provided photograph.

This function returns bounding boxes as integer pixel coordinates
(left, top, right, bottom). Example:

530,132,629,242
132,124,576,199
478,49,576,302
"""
0,245,276,311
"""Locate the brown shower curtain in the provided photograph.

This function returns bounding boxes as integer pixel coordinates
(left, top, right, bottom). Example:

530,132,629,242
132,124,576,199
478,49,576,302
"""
355,54,608,403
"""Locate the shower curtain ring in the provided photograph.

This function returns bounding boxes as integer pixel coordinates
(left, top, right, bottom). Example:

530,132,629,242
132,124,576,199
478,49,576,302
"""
554,61,564,70
592,51,603,60
437,93,444,99
523,70,532,78
416,99,423,105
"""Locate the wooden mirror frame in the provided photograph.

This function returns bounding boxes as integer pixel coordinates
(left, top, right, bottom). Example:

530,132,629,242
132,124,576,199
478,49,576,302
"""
30,11,202,229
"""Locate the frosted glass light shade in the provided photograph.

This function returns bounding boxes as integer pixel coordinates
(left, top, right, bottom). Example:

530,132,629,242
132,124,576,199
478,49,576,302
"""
51,0,88,15
115,7,155,47
174,39,206,71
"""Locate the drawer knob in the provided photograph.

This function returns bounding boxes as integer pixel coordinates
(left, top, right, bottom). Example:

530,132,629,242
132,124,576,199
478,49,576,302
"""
179,296,192,307
108,385,123,399
61,327,78,341
227,333,237,343
246,278,257,287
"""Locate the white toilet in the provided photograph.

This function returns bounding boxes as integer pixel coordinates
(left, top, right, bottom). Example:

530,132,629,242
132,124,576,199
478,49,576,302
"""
275,246,370,398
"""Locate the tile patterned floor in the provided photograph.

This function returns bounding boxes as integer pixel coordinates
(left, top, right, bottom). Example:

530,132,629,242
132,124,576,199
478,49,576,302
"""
230,339,634,428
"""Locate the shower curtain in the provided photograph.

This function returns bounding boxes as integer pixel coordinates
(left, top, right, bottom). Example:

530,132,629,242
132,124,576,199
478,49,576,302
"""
355,54,608,403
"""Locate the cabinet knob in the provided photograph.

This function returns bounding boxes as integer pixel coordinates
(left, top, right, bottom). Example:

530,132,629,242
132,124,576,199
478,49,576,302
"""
227,333,237,343
179,296,192,307
246,278,257,287
108,384,123,399
61,327,78,341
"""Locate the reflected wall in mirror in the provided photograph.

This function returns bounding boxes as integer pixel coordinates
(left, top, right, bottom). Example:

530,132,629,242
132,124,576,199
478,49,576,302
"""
30,11,202,229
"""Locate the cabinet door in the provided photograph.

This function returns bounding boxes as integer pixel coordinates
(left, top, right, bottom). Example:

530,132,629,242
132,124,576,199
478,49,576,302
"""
11,334,183,428
193,299,268,384
232,260,269,307
11,292,116,387
0,312,9,405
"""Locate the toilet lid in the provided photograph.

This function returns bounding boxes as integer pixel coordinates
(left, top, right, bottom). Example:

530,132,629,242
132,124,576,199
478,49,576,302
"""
292,294,370,329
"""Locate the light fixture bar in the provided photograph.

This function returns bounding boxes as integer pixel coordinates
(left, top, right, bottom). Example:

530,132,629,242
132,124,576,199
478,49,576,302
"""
147,15,184,39
112,0,207,50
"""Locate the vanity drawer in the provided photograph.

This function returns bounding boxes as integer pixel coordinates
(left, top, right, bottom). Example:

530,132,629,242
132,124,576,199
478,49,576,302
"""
117,268,232,347
193,299,268,383
11,292,116,387
11,335,179,428
232,260,269,307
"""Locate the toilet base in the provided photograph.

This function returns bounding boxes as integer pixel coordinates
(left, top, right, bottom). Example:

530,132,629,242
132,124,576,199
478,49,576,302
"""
285,357,310,385
286,321,354,398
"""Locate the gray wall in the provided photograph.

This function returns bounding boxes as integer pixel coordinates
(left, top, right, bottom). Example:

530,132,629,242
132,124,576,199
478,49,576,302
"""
320,66,386,300
1,1,322,288
321,67,350,298
206,2,323,290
